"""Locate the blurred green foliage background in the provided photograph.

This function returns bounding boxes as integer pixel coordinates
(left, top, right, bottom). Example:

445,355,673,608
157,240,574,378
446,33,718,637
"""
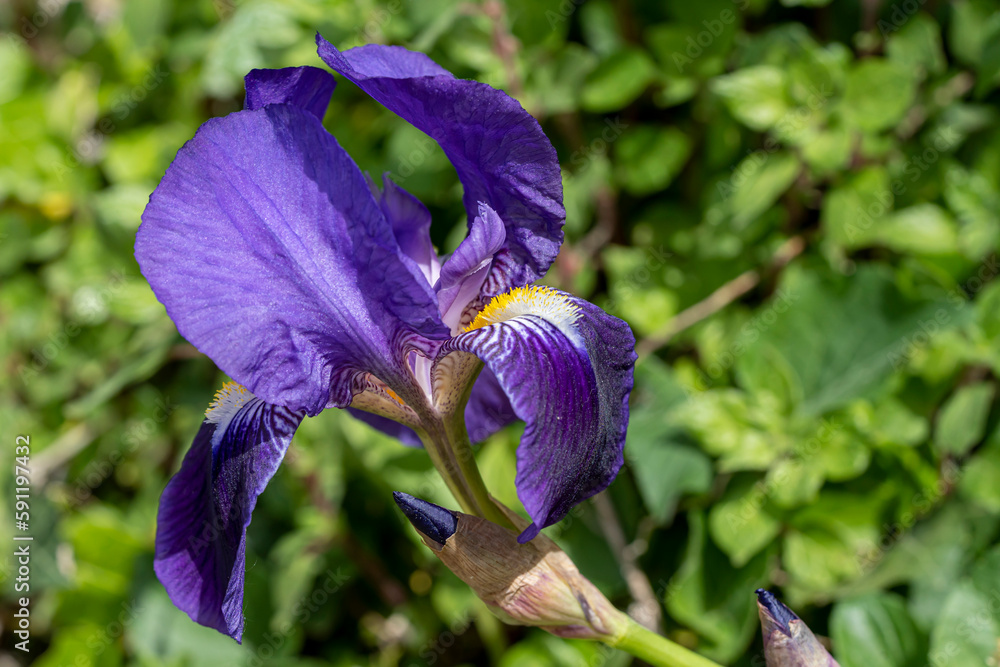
3,0,1000,665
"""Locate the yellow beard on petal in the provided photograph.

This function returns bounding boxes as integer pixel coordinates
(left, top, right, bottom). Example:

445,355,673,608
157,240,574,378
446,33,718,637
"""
205,381,253,424
465,285,580,334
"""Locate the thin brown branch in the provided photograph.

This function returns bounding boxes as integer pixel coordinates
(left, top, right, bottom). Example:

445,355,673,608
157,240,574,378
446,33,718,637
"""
482,0,523,99
34,422,100,487
592,492,662,632
636,235,805,358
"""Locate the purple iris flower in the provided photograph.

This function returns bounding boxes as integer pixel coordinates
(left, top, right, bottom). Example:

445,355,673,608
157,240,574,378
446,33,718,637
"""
137,36,635,642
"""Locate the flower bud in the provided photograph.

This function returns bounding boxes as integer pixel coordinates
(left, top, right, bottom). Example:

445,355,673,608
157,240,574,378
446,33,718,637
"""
756,589,840,667
393,492,629,640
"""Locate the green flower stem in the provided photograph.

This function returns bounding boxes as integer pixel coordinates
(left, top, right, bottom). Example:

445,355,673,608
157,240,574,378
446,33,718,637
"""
418,426,481,516
419,415,512,530
608,618,724,667
441,409,514,529
415,357,513,530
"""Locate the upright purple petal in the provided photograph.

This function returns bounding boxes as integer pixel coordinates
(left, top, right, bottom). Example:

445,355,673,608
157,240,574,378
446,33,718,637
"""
368,173,440,286
437,203,506,333
243,66,335,120
153,385,304,641
137,104,449,415
316,38,565,295
445,288,636,542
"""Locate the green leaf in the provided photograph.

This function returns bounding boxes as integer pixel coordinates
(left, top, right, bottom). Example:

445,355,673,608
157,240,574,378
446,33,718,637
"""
813,423,872,481
724,151,801,231
30,624,124,667
581,48,657,112
677,390,790,471
736,264,970,417
866,398,929,447
800,125,853,175
886,14,946,79
708,476,782,566
711,66,790,131
784,492,884,596
822,167,892,247
527,44,598,115
960,439,1000,511
616,125,691,195
949,0,995,66
666,511,771,662
873,204,959,256
934,382,995,456
839,59,917,133
830,593,926,667
626,359,713,522
944,164,1000,261
929,582,1000,667
129,588,250,666
765,457,825,508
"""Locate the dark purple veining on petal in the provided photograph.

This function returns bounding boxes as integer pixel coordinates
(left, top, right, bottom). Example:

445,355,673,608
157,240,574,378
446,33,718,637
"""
154,397,303,641
316,38,565,296
243,66,336,120
137,104,448,415
445,293,635,541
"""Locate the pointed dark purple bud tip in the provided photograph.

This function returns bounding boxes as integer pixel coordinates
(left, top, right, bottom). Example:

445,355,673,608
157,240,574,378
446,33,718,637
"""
393,492,458,545
756,589,799,636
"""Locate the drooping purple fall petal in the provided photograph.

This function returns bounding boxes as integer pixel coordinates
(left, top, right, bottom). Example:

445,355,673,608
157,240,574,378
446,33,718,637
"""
446,288,635,542
243,66,336,120
316,38,565,296
137,104,450,415
154,386,304,641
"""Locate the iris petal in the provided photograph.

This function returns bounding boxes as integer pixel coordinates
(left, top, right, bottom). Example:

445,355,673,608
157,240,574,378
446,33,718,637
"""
153,387,304,641
243,66,336,120
446,290,636,542
437,203,506,334
368,173,441,287
137,104,449,415
316,38,565,295
463,367,518,443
